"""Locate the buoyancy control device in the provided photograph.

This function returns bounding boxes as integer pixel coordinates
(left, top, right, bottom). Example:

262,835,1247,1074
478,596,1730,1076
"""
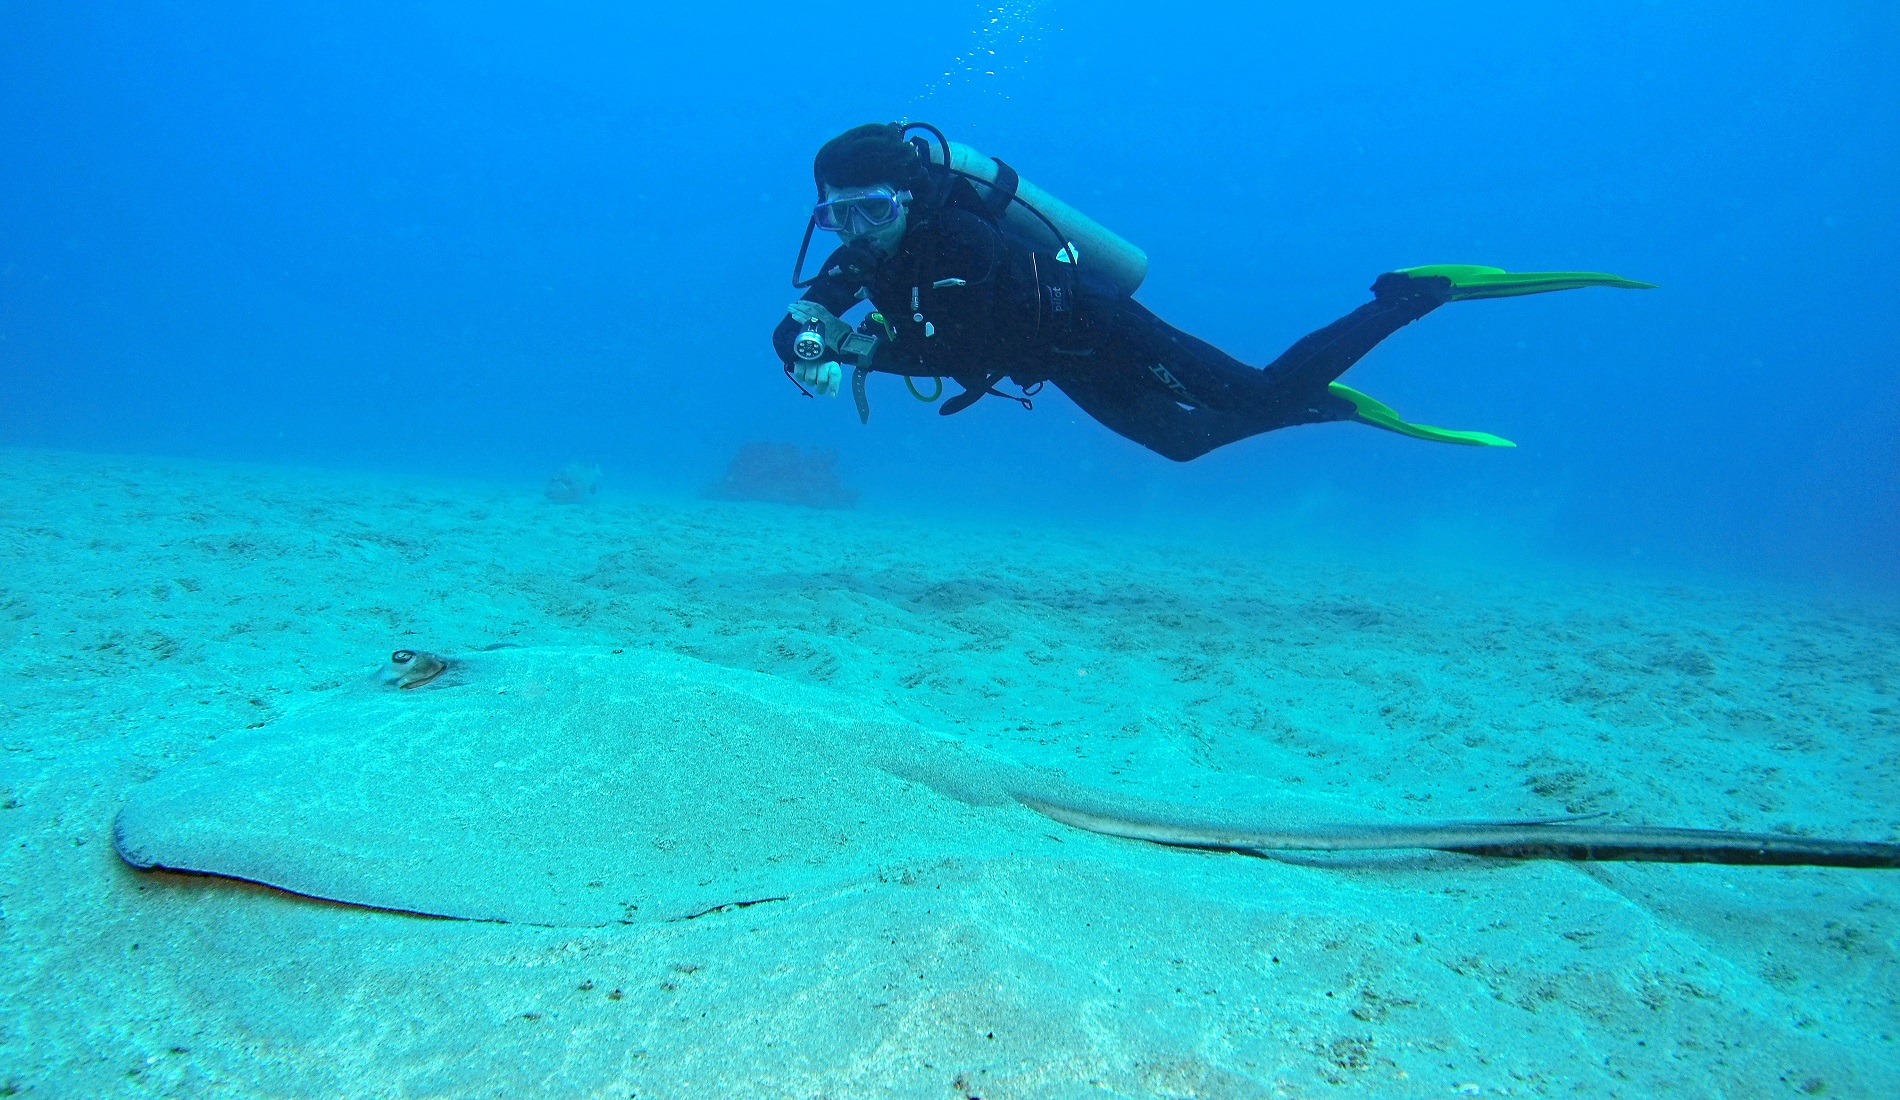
917,134,1147,298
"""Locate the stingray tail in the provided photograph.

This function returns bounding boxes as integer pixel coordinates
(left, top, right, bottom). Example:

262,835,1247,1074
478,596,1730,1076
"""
1014,792,1900,869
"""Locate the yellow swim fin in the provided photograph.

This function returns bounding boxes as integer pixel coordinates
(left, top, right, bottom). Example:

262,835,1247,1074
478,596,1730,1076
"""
1329,383,1516,448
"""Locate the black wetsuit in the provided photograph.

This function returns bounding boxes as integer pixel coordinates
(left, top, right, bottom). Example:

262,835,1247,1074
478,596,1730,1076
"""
772,178,1452,461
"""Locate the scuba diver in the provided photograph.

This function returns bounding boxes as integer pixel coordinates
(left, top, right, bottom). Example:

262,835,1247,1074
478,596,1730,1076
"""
772,122,1652,461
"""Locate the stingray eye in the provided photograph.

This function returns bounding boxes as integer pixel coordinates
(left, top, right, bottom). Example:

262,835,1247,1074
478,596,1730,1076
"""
391,650,415,664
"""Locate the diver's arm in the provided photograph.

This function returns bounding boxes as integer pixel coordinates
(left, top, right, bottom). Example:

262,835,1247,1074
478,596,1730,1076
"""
856,329,927,376
779,304,926,397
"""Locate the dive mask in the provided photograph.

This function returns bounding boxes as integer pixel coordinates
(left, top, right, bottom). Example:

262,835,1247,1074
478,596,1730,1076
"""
813,188,911,234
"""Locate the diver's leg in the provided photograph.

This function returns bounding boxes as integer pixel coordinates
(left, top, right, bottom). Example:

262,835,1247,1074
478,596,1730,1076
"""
1127,264,1651,408
1048,366,1245,462
1049,279,1448,460
1254,272,1447,395
1103,298,1280,413
1073,282,1442,413
1060,268,1649,457
1050,313,1303,461
1047,298,1338,461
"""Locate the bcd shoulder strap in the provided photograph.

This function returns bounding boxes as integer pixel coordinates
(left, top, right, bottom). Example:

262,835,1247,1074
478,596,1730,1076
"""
983,159,1020,222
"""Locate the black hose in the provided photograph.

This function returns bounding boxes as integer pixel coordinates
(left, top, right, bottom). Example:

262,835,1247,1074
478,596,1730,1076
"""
790,216,820,288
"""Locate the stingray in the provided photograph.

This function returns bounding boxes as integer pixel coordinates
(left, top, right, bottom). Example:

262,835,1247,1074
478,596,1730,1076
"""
113,646,1898,929
112,646,1024,926
1014,792,1900,868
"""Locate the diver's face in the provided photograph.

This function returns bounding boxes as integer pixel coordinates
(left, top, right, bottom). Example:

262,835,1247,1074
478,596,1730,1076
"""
822,183,909,255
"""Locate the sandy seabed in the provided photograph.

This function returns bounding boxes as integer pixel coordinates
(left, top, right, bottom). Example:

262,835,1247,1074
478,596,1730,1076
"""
1,448,1895,1099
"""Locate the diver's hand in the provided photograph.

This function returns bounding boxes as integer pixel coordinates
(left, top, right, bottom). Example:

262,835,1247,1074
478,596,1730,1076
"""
796,358,844,397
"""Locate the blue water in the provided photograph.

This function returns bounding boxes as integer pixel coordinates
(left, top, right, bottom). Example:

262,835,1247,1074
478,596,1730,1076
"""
3,1,1896,582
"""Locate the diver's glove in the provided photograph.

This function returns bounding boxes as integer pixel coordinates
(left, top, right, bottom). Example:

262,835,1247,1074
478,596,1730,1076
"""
1376,265,1656,303
794,358,845,397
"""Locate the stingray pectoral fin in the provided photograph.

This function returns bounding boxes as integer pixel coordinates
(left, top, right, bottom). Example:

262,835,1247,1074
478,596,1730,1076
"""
1012,792,1900,868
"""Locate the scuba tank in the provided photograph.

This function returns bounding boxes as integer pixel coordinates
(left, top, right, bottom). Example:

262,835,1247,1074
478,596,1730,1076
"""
917,133,1148,299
